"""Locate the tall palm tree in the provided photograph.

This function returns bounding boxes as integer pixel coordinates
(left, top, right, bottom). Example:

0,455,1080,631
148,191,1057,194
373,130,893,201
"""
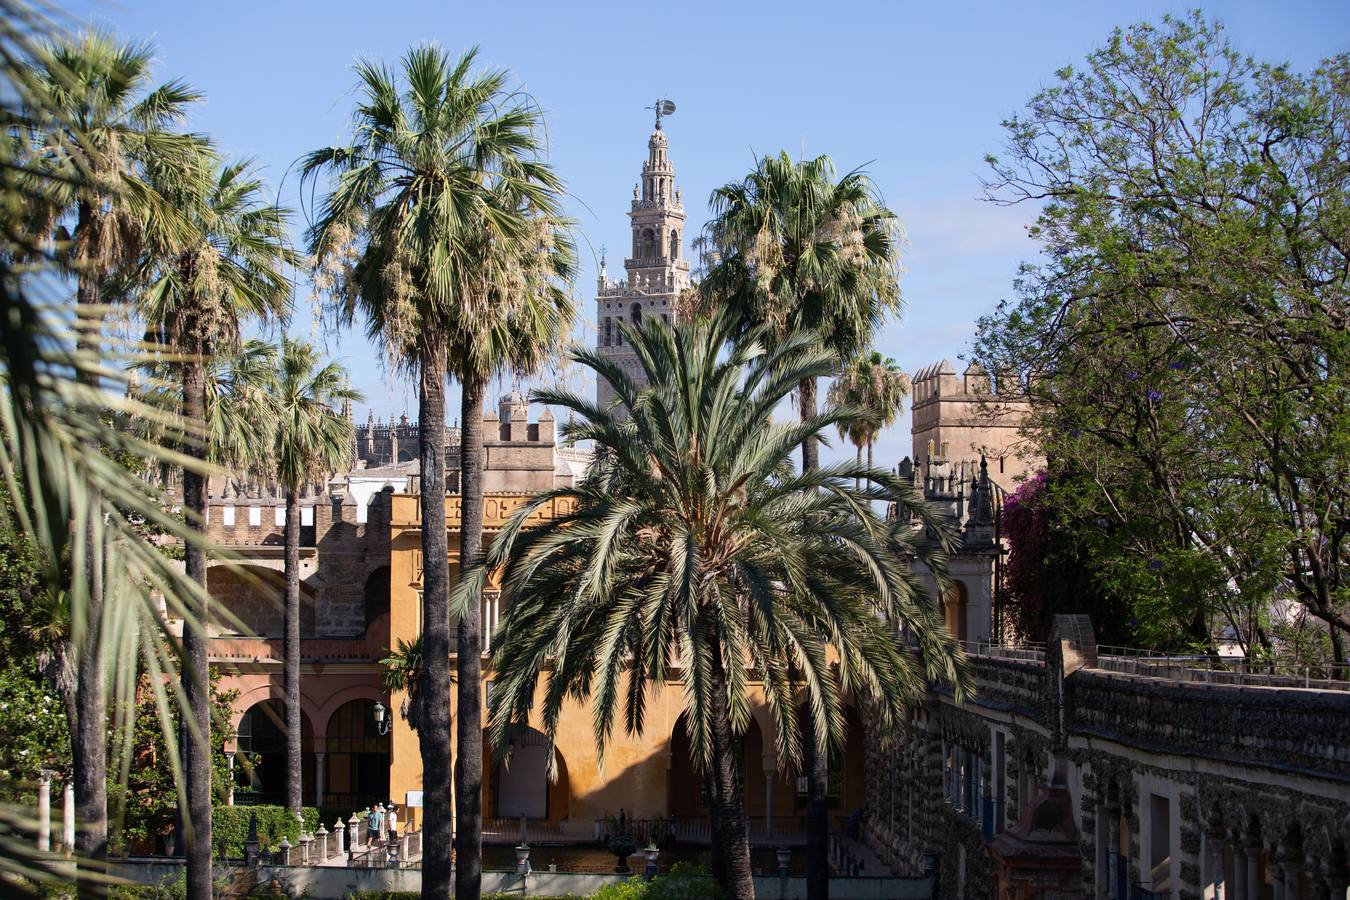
134,153,294,900
301,45,560,897
27,31,200,888
701,152,902,896
827,350,910,480
267,336,361,820
450,201,574,900
477,313,968,900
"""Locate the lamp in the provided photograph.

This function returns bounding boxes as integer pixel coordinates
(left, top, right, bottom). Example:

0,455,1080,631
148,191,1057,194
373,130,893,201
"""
373,701,391,736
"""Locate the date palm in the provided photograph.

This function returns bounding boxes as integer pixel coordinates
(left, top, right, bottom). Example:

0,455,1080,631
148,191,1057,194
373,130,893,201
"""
450,200,574,900
702,152,903,895
267,336,361,820
828,350,910,483
301,44,561,896
26,30,200,888
479,313,968,900
134,152,294,899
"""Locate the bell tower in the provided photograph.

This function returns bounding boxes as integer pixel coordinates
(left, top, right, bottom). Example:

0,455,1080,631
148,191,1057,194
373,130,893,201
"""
595,113,690,408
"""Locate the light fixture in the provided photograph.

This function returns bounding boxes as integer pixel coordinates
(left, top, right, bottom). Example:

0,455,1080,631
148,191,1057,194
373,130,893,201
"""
373,700,391,736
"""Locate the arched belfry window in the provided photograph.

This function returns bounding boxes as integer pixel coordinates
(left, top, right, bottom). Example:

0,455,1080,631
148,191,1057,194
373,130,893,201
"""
631,303,642,325
641,228,656,258
669,230,679,259
603,318,612,347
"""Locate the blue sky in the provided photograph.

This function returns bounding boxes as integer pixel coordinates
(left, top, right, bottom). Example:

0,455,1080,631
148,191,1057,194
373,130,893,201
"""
66,0,1350,466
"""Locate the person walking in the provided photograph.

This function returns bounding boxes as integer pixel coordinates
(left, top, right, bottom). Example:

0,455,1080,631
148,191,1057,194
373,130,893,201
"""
367,805,384,846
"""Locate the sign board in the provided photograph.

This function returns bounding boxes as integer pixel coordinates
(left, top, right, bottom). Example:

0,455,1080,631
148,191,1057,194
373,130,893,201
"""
405,791,424,808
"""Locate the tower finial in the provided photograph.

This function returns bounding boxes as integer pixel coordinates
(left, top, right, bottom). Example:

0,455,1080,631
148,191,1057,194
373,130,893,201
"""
647,98,676,130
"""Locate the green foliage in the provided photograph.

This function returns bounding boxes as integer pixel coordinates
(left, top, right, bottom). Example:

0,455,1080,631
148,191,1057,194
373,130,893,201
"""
212,804,319,857
591,864,721,900
976,12,1350,658
0,668,70,801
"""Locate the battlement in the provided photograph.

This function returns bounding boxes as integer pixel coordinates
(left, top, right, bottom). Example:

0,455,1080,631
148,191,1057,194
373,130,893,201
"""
910,359,1036,491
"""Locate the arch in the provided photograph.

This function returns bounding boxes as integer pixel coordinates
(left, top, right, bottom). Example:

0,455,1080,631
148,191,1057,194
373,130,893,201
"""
942,580,969,644
208,564,315,638
313,684,388,737
234,699,317,805
603,317,613,347
364,565,391,644
669,229,679,259
630,303,642,325
641,228,656,258
322,698,391,812
231,682,324,737
397,449,413,463
487,725,569,822
668,711,763,820
792,702,867,821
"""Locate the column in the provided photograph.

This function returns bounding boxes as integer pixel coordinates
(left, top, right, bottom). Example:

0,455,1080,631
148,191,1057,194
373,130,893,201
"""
763,761,775,836
314,752,326,809
1281,858,1300,900
1321,860,1347,900
226,752,236,805
1208,836,1226,900
1233,844,1248,900
62,782,74,854
1246,844,1263,900
36,775,50,852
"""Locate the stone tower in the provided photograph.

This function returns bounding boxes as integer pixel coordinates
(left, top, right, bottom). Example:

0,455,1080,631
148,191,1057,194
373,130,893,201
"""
594,121,691,408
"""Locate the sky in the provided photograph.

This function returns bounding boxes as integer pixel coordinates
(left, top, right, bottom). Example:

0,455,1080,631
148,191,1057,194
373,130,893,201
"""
63,0,1350,468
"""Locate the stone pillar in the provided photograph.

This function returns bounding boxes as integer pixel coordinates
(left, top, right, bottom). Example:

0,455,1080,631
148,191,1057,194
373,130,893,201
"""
763,762,775,836
1281,859,1300,900
1321,860,1347,900
62,782,74,854
1245,845,1263,900
315,823,328,860
226,752,235,806
334,818,346,856
314,752,326,808
1233,844,1248,900
349,813,363,851
277,837,292,866
1208,836,1226,900
36,775,51,852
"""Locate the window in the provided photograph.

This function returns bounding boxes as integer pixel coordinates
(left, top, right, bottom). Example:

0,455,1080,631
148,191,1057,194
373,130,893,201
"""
1149,793,1172,892
275,507,286,527
669,229,679,259
249,506,261,526
604,318,612,347
223,506,235,526
641,228,656,258
301,506,314,526
631,303,642,325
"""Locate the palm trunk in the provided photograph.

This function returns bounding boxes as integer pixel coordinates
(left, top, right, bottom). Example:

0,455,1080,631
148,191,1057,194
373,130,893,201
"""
284,488,302,819
866,439,874,488
180,353,213,900
704,643,755,900
798,374,829,900
71,204,108,899
455,374,486,900
418,333,454,897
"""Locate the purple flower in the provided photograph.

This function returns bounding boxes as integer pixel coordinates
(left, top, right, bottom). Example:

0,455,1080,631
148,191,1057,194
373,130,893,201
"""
1146,389,1163,402
1168,361,1186,370
1127,371,1140,381
1148,559,1163,571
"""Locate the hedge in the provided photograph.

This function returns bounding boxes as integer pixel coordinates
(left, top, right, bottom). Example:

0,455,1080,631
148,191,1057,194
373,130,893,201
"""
214,804,320,857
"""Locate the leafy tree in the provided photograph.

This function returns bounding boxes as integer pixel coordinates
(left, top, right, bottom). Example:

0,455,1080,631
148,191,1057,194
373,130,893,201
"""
0,668,70,803
480,313,968,900
975,13,1350,663
698,151,903,894
303,45,569,897
826,350,910,480
132,151,294,898
265,336,360,820
27,31,201,882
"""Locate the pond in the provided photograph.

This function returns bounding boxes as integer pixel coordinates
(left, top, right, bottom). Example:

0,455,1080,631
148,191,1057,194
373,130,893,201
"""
481,843,809,877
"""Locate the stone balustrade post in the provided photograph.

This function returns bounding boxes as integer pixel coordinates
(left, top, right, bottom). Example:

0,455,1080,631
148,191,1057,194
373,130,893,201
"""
334,818,346,856
36,775,50,852
315,823,329,861
277,837,291,866
349,813,363,851
298,832,311,866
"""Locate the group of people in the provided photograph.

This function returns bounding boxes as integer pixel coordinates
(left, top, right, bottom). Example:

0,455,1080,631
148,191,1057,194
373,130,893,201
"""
363,802,399,846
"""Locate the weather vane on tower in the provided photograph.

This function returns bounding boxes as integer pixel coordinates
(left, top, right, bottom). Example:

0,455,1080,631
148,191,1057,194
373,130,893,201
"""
647,98,676,130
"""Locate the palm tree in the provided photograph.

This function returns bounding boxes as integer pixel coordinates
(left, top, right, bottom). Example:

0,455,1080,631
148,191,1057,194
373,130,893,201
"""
449,201,574,900
301,45,561,897
477,313,969,900
26,30,200,887
701,152,902,896
827,351,910,481
267,336,361,820
133,153,294,900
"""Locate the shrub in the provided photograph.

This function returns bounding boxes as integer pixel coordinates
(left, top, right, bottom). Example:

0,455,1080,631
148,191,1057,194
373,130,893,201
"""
590,864,720,900
213,804,319,857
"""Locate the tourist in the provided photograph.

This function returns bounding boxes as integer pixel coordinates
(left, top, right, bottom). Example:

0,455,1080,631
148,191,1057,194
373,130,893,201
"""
367,805,384,846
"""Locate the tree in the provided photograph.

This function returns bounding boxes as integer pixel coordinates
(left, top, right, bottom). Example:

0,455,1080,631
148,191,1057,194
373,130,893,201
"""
302,45,564,897
479,313,969,900
27,31,200,886
266,336,360,820
449,200,574,900
975,13,1350,664
699,152,903,895
827,350,910,480
133,153,293,898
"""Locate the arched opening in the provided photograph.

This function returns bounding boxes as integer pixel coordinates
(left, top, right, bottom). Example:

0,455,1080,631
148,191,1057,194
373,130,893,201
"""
668,711,759,822
235,700,316,805
669,229,679,259
793,703,867,831
486,726,570,822
323,699,391,812
630,303,642,326
208,565,315,638
603,317,613,347
641,228,656,258
397,449,413,463
943,580,969,644
364,566,391,645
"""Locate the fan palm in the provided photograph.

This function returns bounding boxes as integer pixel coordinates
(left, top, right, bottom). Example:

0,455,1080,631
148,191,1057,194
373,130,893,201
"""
25,30,200,882
450,201,574,899
0,4,228,894
828,351,910,482
301,44,562,896
133,152,294,899
702,152,902,895
476,313,969,900
267,336,361,819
